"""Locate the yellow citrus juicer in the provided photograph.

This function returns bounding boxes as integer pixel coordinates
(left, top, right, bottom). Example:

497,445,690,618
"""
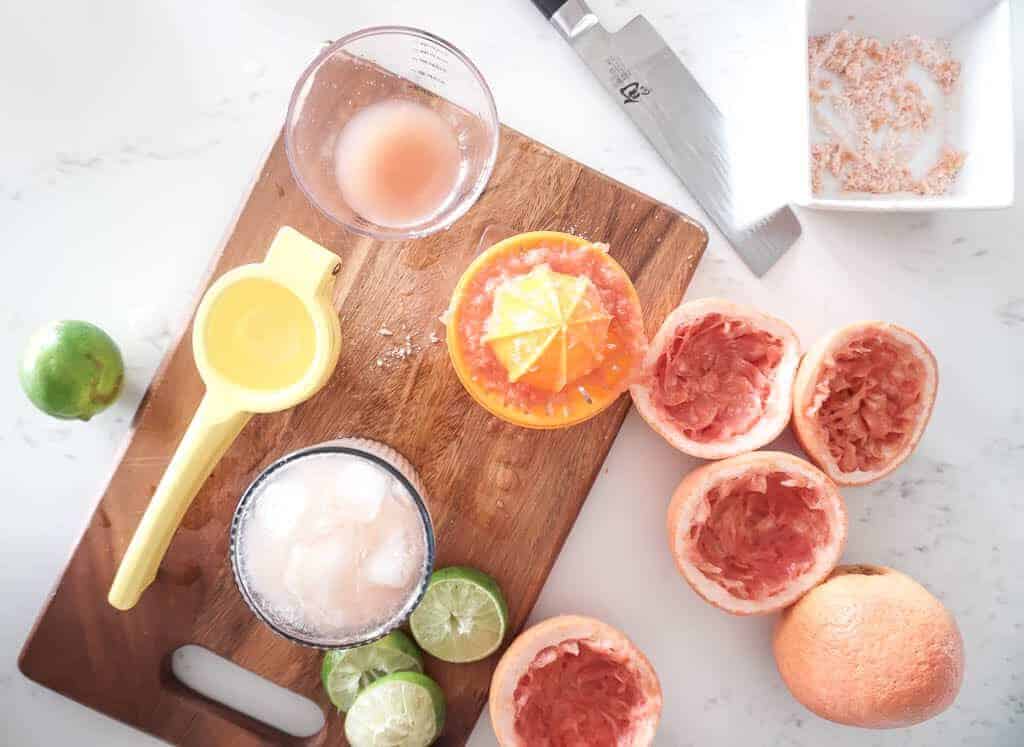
108,226,342,611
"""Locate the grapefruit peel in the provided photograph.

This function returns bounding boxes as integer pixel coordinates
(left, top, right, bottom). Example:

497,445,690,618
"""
773,565,964,728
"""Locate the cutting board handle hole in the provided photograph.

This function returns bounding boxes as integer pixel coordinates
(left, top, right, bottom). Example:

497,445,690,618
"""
171,645,325,738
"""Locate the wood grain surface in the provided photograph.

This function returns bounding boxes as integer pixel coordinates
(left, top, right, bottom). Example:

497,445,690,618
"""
19,117,707,744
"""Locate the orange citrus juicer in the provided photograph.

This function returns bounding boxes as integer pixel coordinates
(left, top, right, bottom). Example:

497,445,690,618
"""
108,227,342,611
447,231,644,429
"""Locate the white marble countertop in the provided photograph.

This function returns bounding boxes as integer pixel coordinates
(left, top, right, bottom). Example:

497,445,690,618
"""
1,1,1021,745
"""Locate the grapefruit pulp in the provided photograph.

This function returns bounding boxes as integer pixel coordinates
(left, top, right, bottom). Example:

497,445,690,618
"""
773,565,964,728
666,451,847,615
631,299,800,459
446,232,646,428
489,615,662,746
792,321,938,485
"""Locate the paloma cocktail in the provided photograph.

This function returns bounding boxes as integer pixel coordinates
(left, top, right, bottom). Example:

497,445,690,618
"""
231,440,433,648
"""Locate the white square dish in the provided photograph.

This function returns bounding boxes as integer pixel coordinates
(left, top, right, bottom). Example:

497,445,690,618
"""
796,0,1014,211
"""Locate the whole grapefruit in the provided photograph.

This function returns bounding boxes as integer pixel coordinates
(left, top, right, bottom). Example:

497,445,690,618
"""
773,564,964,728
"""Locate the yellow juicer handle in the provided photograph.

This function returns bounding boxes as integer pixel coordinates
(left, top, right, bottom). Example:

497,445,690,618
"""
108,396,250,610
108,226,341,612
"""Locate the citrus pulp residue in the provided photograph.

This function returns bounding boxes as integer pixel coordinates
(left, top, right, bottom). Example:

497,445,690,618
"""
652,314,784,443
688,471,830,601
809,334,926,473
456,241,645,413
513,639,645,747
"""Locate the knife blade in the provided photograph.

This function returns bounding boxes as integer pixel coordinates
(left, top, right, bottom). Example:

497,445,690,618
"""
531,0,801,276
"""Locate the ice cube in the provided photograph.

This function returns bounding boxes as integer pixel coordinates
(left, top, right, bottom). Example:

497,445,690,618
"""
284,537,354,616
241,529,290,592
310,492,350,536
253,480,307,541
332,457,391,523
364,530,415,589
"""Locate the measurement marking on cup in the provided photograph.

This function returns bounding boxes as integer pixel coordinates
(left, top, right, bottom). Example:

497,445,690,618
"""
413,69,447,87
415,43,448,61
412,56,448,74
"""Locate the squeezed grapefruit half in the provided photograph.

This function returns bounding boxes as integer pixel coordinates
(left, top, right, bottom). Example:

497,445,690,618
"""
792,321,938,485
446,232,645,428
631,298,801,459
666,451,847,615
489,615,662,746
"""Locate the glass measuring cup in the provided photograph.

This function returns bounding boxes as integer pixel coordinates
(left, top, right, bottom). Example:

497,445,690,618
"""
285,26,499,240
108,227,343,611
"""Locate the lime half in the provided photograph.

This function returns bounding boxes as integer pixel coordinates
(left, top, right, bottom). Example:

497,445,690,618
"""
344,671,445,747
322,630,423,712
409,566,509,663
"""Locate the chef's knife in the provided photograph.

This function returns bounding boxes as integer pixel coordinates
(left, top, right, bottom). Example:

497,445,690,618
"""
530,0,801,276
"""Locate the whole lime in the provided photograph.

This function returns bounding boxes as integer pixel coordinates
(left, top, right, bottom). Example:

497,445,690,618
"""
19,320,125,420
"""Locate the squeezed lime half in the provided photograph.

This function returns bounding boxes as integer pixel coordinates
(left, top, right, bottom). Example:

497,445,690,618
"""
344,671,445,747
322,630,424,713
409,566,509,663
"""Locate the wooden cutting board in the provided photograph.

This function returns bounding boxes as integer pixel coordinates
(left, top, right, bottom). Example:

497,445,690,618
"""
19,119,707,744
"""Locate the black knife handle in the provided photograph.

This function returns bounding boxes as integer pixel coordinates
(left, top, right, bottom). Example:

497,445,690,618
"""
530,0,567,20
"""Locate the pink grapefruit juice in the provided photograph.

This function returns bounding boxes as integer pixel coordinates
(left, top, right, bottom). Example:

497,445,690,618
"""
334,99,462,229
236,450,430,643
